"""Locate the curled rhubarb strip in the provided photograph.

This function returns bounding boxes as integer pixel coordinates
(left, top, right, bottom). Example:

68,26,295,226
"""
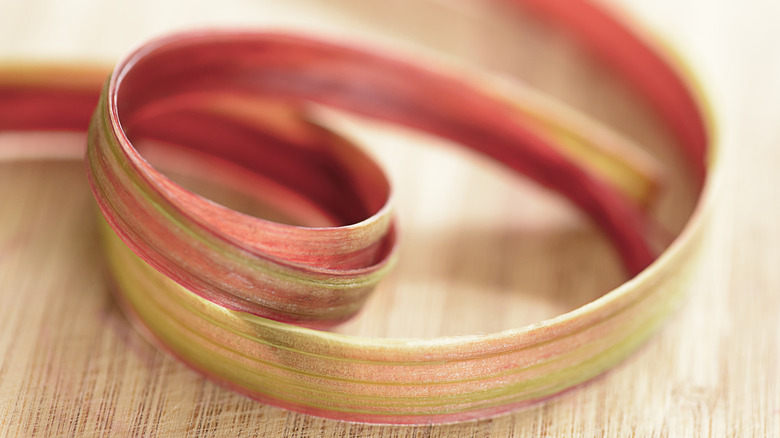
0,0,716,425
86,30,664,328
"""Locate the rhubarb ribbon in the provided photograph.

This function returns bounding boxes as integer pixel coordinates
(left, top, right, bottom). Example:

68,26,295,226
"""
0,0,715,424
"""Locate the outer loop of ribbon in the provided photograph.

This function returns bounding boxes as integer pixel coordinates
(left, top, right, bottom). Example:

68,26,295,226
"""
0,0,716,424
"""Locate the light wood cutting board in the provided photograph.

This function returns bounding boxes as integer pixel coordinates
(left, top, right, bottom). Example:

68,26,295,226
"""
0,0,777,436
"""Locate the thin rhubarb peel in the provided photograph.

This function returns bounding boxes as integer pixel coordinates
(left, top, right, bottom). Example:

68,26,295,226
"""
0,0,716,425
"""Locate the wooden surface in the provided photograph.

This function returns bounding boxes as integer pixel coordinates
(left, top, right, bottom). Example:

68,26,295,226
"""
0,0,778,436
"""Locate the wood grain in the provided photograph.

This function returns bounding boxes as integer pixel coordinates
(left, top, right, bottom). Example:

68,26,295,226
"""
0,0,778,436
